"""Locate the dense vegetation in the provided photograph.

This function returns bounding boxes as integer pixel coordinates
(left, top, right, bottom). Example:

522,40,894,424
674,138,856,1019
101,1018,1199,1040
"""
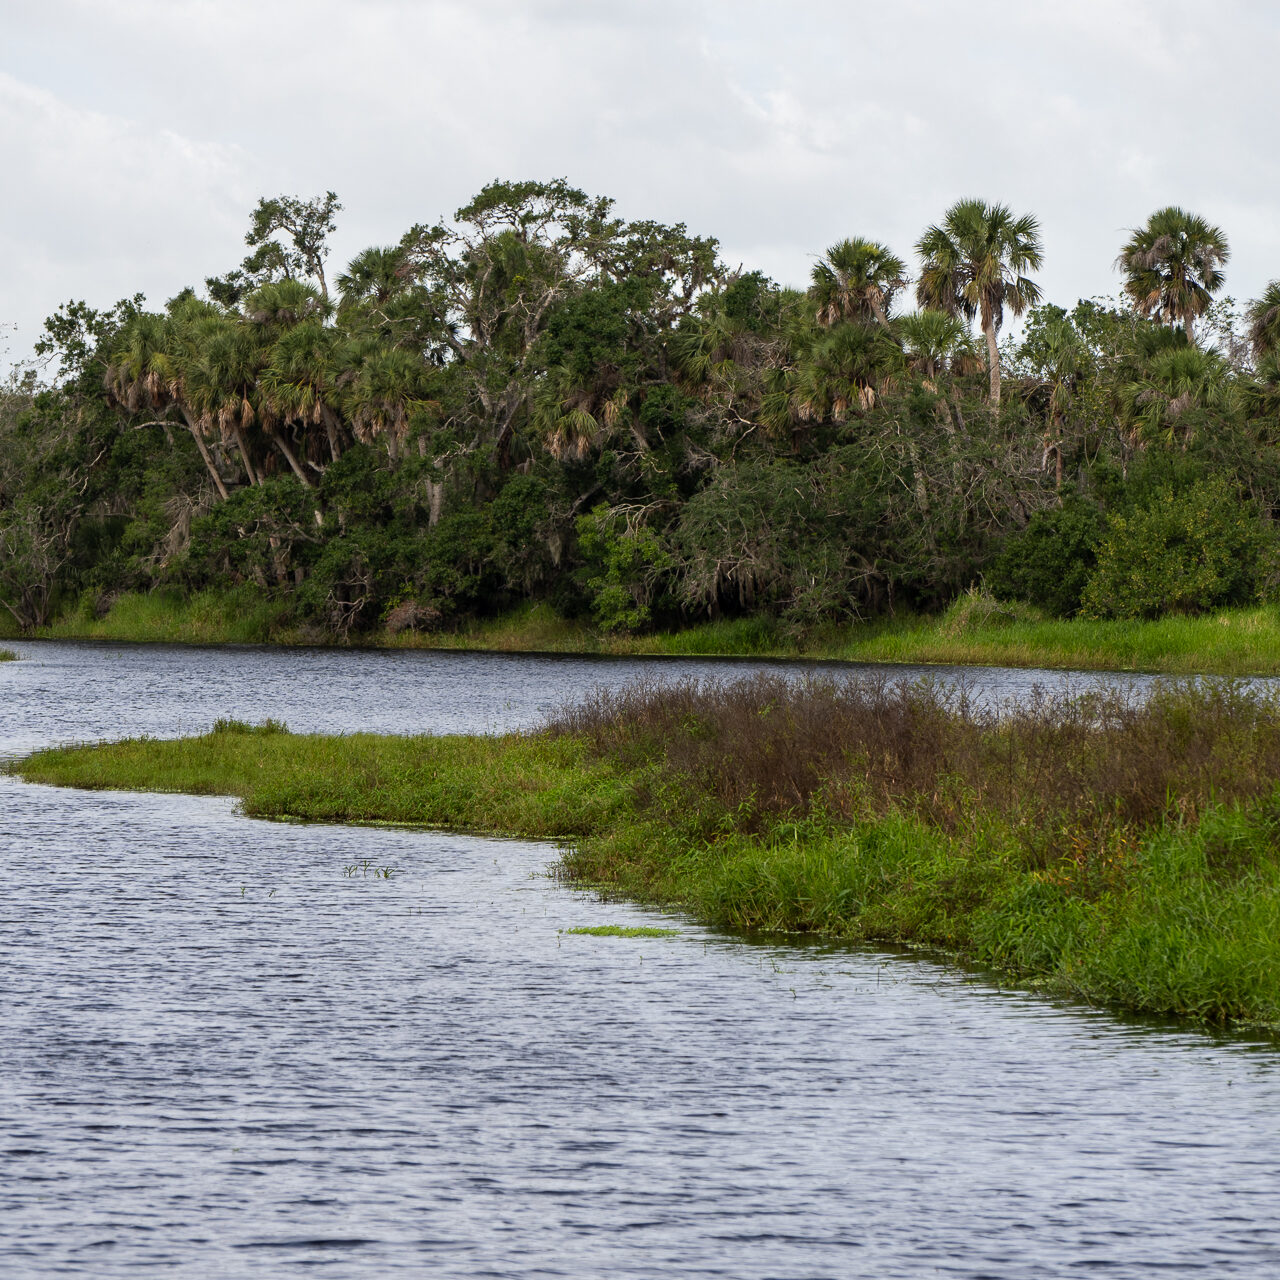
18,673,1280,1029
5,182,1280,642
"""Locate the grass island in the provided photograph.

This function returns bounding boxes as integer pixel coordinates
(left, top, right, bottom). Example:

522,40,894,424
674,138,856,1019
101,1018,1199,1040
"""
16,673,1280,1034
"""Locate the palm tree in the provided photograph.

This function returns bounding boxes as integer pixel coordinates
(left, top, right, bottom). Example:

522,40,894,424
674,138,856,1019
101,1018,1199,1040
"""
1247,281,1280,361
105,302,231,500
1116,206,1228,347
896,308,979,382
810,238,906,331
342,344,431,457
790,323,903,423
1020,310,1088,486
915,198,1043,407
337,246,408,310
260,320,346,470
183,317,270,486
1127,344,1230,447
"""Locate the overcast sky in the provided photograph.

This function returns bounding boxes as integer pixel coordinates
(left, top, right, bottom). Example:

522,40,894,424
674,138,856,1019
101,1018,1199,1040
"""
3,0,1278,372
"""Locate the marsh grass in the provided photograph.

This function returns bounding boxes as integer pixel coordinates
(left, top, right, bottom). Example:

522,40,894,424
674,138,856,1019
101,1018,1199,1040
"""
0,647,16,661
549,674,1280,1027
840,603,1280,675
550,673,1280,841
14,720,628,838
16,675,1280,1028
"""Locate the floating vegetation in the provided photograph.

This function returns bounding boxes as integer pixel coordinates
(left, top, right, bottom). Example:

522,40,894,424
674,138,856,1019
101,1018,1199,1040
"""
562,925,681,938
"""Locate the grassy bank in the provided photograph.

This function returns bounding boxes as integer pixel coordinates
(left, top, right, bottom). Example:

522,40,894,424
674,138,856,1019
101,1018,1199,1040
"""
22,588,1280,674
15,676,1280,1031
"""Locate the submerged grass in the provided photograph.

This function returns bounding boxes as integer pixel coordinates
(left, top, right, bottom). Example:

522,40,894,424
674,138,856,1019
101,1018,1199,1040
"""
15,674,1280,1030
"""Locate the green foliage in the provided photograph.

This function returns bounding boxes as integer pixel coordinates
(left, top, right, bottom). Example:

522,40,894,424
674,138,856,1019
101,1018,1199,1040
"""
563,925,680,937
989,498,1105,616
577,504,674,632
185,477,319,591
14,179,1280,646
1082,480,1269,619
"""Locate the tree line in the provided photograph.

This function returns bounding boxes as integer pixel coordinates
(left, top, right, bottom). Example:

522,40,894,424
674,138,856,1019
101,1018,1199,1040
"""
3,179,1280,636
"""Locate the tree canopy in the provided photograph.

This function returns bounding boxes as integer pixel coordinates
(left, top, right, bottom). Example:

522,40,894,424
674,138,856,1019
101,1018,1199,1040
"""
4,182,1279,637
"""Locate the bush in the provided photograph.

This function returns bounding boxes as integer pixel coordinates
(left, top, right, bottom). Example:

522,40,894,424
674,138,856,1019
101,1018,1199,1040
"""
988,497,1105,617
1081,479,1270,619
940,586,1046,635
576,504,674,633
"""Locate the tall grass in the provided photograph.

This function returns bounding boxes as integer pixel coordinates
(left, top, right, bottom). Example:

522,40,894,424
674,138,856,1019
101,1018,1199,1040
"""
41,587,297,645
551,673,1280,838
840,600,1280,674
549,674,1280,1027
0,647,16,661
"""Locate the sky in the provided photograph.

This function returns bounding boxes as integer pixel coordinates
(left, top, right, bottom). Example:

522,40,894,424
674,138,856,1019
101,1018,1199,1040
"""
3,0,1279,372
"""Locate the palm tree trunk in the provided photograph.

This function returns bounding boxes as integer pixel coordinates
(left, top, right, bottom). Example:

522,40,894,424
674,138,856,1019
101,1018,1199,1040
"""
272,432,313,488
179,409,229,501
320,404,343,462
871,298,901,343
234,425,260,486
1184,311,1197,347
983,318,1001,406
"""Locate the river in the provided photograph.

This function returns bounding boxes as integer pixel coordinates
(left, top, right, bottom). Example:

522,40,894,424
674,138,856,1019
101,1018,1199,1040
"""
2,640,1277,1278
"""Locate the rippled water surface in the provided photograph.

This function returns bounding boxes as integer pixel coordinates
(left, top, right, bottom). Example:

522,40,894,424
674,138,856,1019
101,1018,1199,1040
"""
2,640,1278,1278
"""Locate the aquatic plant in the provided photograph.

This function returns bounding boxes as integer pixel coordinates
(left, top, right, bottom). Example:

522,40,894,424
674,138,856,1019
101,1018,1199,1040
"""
343,859,399,878
562,925,680,938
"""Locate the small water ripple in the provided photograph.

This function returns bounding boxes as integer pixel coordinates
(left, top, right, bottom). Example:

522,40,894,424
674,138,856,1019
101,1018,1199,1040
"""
2,642,1278,1277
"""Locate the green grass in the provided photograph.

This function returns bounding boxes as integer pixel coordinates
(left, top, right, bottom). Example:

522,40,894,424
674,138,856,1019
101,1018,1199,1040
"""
26,586,1280,674
15,676,1280,1033
836,599,1280,675
562,925,681,938
39,587,299,646
15,719,627,837
0,647,15,662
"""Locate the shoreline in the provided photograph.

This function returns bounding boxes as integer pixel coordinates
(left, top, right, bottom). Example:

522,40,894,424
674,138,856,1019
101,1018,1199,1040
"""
6,591,1280,676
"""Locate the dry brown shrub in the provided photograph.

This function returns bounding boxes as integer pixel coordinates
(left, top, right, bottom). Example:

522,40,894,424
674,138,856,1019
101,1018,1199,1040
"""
549,673,1280,842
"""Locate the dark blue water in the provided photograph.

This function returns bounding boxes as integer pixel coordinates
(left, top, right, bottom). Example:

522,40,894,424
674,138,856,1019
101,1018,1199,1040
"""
2,640,1275,1278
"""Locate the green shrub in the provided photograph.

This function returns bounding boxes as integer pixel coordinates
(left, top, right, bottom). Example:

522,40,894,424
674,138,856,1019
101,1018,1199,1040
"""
1081,479,1269,619
940,586,1046,634
577,504,674,632
989,497,1105,617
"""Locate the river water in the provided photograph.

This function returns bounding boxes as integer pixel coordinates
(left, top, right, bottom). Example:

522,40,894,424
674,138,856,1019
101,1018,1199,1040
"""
2,640,1277,1278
